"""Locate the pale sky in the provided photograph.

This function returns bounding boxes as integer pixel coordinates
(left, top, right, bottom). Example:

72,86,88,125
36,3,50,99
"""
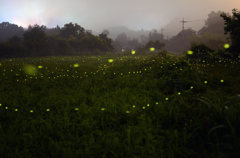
0,0,239,32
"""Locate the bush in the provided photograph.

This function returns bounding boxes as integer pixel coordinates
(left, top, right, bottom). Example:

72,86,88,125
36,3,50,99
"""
187,44,214,61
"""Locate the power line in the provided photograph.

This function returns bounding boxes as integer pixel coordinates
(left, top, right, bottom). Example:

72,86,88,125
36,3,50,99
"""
179,18,204,31
180,18,188,31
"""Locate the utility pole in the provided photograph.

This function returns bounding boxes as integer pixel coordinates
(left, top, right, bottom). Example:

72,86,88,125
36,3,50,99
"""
161,28,164,39
180,18,188,31
179,18,203,31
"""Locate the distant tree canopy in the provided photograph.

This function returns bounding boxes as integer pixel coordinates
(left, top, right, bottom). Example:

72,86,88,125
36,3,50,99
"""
0,8,239,58
198,11,225,35
221,9,240,57
0,22,114,58
23,25,49,56
0,22,24,41
113,29,165,51
45,25,61,36
193,11,228,51
60,23,85,38
99,30,114,51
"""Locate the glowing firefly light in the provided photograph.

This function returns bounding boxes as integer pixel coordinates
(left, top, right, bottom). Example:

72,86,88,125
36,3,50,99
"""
108,59,114,63
38,65,43,69
131,50,136,55
187,50,193,55
74,64,79,68
224,44,230,49
150,47,155,52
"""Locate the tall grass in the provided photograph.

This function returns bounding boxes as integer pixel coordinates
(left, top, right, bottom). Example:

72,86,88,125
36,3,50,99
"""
0,54,239,158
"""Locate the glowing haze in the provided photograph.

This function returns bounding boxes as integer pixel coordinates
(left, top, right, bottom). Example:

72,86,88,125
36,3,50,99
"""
0,0,239,32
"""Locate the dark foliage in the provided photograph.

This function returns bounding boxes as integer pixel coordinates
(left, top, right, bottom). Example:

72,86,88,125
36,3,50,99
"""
23,25,49,56
221,9,240,58
187,44,214,60
0,22,24,41
0,22,114,58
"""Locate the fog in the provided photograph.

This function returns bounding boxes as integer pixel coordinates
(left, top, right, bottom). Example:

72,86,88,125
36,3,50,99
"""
0,0,239,32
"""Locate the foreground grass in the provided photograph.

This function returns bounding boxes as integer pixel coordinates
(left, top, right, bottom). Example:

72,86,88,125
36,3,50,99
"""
0,54,240,158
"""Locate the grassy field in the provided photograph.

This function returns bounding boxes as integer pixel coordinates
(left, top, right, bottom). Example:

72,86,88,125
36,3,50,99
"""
0,53,240,158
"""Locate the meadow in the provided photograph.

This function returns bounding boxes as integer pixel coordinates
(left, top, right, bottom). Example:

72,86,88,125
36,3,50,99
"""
0,53,240,158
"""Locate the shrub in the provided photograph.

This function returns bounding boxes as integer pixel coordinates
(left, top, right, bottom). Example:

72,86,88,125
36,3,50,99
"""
187,44,214,61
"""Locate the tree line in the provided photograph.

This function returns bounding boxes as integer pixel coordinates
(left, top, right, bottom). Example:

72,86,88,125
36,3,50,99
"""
0,9,239,58
0,23,113,58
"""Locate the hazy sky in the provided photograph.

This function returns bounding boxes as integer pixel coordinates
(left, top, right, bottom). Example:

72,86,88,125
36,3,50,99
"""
0,0,239,32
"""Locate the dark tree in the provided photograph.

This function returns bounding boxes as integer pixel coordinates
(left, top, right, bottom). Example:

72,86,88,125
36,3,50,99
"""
0,22,24,41
199,11,225,35
60,23,85,38
23,25,49,56
99,30,113,51
45,25,61,36
221,9,240,57
0,21,115,57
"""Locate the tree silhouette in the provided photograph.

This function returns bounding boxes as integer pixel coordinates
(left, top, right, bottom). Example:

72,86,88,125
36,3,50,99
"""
199,11,225,35
0,22,24,41
23,25,49,56
60,23,85,38
0,22,115,57
221,9,240,57
99,30,113,51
